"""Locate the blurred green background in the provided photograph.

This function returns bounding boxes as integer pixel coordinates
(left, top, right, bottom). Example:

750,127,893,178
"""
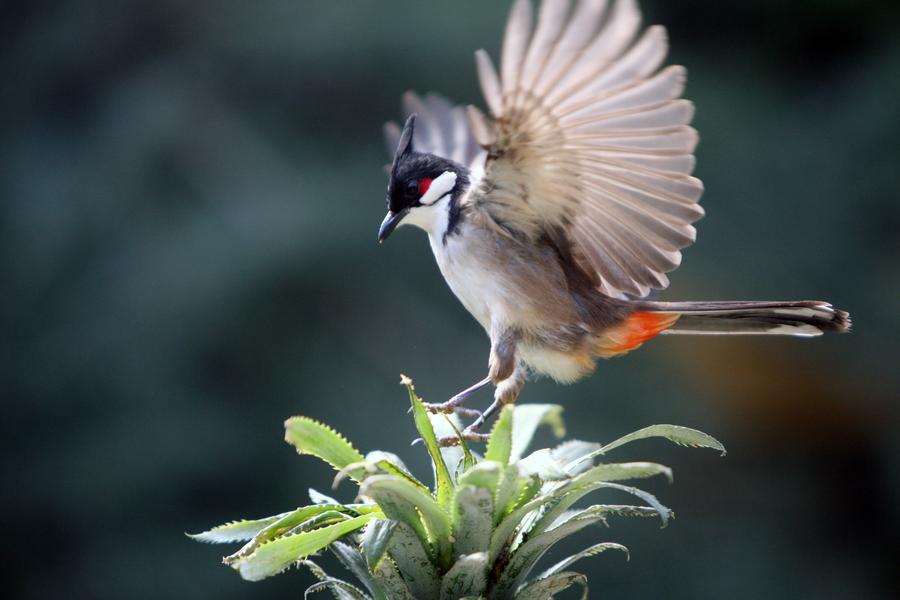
3,0,899,598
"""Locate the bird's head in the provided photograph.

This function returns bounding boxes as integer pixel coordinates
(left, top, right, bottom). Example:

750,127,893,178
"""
378,114,469,243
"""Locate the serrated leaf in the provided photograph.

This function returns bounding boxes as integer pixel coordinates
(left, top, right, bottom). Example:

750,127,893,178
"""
493,514,604,597
551,440,602,475
515,571,587,600
457,460,501,495
334,456,429,493
536,481,671,539
370,556,416,600
310,488,340,505
302,561,366,600
362,519,396,569
405,378,455,512
509,404,565,462
538,542,629,580
452,486,493,555
569,424,726,470
529,461,672,537
492,463,523,524
484,404,514,465
331,541,384,600
232,513,378,581
286,510,351,536
488,492,554,564
360,475,453,570
438,413,476,475
517,448,571,480
224,504,375,562
188,513,287,543
386,522,440,599
440,552,488,599
593,482,672,527
285,417,365,478
305,579,372,600
504,474,541,515
301,559,330,582
560,504,663,526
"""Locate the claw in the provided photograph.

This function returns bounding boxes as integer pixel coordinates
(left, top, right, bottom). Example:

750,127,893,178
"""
410,437,424,447
423,398,468,415
453,407,482,418
437,431,490,447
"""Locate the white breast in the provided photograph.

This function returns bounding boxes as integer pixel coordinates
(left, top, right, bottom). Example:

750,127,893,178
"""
429,223,494,332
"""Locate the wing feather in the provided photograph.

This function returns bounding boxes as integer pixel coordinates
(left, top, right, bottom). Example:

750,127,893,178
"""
469,0,703,297
384,92,485,171
501,0,534,96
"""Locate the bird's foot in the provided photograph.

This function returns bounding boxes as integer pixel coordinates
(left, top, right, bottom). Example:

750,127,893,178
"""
423,397,481,418
437,426,490,447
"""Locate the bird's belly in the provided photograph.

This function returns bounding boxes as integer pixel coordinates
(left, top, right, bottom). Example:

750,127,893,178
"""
517,344,595,384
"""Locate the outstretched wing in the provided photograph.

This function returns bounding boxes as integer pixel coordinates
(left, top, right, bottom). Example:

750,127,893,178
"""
384,92,486,172
468,0,704,298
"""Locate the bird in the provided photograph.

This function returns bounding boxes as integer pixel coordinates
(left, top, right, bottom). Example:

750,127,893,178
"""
377,0,850,444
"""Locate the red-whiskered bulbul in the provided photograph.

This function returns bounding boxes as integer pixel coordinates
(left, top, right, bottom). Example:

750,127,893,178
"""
377,0,850,443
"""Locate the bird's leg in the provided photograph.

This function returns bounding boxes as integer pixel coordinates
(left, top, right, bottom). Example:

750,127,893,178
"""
423,375,492,416
438,326,521,446
463,364,525,434
437,368,526,446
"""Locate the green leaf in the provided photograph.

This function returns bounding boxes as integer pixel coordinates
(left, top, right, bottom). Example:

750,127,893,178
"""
285,417,365,478
439,413,476,475
517,448,571,480
504,474,542,515
404,377,455,512
593,482,672,527
484,404,514,465
550,440,601,475
224,504,376,563
492,463,523,524
385,522,440,600
457,460,501,496
188,513,287,543
515,571,587,600
310,489,340,505
569,424,726,470
440,552,488,599
538,542,629,579
370,556,416,600
232,513,378,582
493,514,604,596
509,404,565,462
488,492,554,564
302,561,368,600
331,541,385,600
334,454,429,494
361,519,396,570
360,475,453,570
529,461,672,537
560,504,664,526
452,486,493,555
305,579,372,600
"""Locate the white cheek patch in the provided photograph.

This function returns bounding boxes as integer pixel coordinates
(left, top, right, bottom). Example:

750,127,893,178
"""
419,171,457,205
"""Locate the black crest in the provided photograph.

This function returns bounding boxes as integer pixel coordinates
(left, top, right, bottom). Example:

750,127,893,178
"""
385,113,470,220
389,114,416,180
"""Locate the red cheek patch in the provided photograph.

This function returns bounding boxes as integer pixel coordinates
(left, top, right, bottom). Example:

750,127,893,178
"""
418,178,432,196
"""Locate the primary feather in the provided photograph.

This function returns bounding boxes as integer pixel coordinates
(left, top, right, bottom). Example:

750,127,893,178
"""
468,0,703,299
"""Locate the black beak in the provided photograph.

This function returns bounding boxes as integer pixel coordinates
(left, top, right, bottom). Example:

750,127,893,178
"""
378,209,408,243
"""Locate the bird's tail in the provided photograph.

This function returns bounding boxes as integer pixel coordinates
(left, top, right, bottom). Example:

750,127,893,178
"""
639,300,851,336
594,300,849,358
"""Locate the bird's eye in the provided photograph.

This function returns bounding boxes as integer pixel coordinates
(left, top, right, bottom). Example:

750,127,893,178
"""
404,179,419,197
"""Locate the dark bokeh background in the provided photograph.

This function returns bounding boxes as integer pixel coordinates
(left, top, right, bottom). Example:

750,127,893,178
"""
3,1,899,598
